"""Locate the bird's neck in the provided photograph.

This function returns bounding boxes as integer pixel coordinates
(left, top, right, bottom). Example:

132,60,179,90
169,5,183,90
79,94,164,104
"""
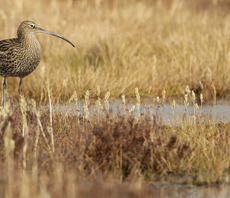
19,34,41,49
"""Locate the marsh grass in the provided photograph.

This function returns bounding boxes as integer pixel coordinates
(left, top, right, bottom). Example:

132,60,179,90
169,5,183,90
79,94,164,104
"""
0,84,230,197
1,0,230,101
1,0,230,197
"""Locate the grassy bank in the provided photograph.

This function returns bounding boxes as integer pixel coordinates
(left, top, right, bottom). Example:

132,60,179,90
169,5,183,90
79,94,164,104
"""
0,0,230,101
0,85,230,197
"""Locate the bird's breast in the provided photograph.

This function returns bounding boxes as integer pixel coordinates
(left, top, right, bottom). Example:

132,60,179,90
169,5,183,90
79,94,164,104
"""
26,38,41,68
15,36,42,78
0,36,42,78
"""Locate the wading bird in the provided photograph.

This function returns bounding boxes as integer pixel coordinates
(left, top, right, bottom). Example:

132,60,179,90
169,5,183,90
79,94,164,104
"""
0,20,75,108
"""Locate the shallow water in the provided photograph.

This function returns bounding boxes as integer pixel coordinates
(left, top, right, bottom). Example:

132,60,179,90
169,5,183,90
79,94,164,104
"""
60,98,230,124
146,183,230,198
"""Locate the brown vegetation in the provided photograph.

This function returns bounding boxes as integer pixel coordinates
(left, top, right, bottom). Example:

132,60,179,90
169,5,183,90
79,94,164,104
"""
0,86,230,197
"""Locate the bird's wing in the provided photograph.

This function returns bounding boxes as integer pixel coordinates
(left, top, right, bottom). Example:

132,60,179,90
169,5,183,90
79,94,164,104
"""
0,38,20,60
0,39,10,60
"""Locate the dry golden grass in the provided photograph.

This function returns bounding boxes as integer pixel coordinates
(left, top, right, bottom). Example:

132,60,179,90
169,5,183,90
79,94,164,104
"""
0,0,230,101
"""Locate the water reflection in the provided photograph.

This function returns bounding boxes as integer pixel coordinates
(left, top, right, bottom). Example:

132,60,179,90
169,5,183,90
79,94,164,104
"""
147,183,230,198
60,98,230,124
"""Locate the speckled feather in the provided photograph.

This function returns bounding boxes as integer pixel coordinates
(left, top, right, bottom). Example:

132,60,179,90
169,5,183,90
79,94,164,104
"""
0,35,41,78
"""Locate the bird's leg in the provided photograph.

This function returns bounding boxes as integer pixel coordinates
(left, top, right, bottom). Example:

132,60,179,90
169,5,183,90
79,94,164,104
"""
19,78,23,96
19,78,24,112
3,78,6,109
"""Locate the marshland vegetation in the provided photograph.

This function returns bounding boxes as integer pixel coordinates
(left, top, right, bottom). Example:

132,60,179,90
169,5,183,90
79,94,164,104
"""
1,0,230,197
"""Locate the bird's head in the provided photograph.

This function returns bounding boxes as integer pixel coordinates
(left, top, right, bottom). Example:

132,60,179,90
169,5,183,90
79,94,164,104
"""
17,21,40,36
17,21,75,47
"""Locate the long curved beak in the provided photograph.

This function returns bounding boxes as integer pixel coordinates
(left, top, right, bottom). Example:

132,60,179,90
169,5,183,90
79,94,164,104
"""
37,27,75,48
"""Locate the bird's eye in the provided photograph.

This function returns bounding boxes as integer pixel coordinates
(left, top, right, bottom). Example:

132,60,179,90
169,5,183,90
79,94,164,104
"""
29,24,35,28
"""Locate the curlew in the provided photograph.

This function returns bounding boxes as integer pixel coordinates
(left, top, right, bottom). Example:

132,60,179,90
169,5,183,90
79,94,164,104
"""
0,20,75,108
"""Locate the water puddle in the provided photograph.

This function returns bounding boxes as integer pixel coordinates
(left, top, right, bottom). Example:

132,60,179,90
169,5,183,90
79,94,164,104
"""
146,182,230,198
60,98,230,124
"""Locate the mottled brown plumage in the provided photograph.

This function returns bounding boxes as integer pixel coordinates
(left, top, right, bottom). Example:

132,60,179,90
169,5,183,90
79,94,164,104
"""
0,21,75,108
